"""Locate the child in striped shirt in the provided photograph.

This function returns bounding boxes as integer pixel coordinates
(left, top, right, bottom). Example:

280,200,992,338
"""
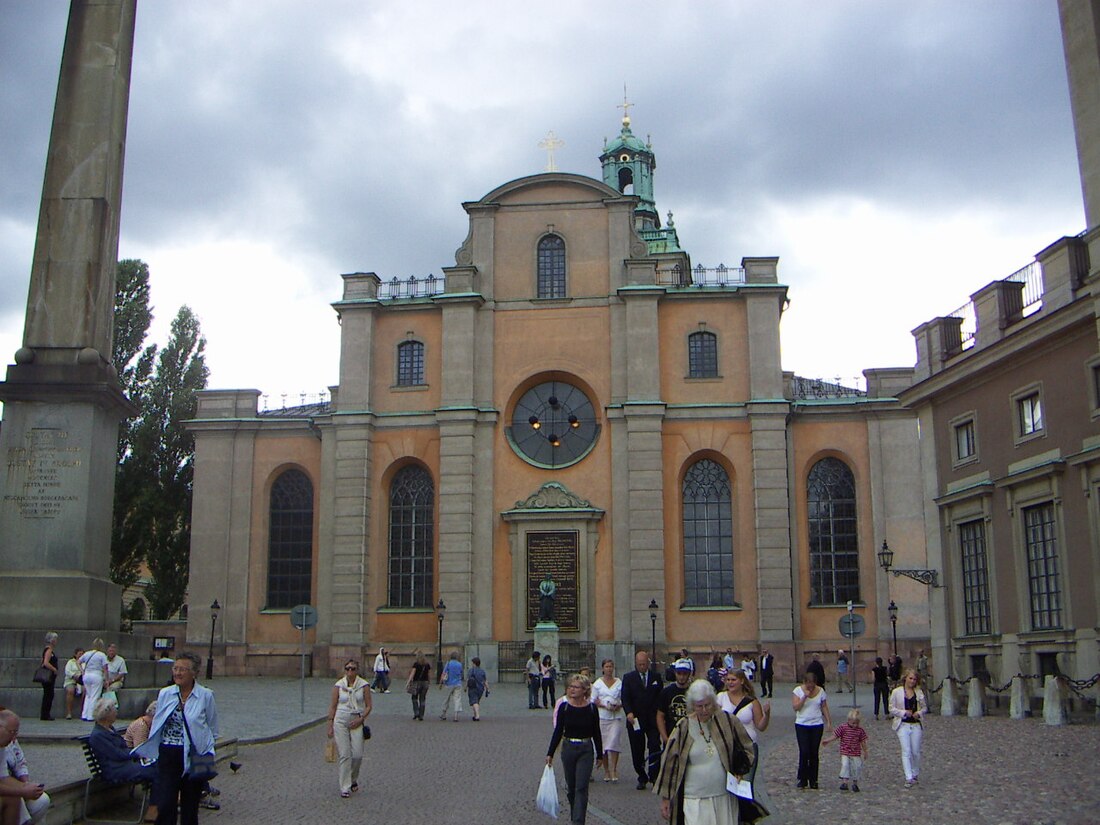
822,708,869,791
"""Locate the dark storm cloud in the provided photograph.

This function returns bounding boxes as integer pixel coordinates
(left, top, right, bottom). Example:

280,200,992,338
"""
0,1,1084,388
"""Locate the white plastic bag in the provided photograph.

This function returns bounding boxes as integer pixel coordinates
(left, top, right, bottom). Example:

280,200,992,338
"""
536,764,559,819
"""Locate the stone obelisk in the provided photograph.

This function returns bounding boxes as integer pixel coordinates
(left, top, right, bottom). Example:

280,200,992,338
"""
0,0,138,630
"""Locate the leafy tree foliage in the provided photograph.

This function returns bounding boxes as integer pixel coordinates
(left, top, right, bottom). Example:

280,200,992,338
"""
110,261,209,618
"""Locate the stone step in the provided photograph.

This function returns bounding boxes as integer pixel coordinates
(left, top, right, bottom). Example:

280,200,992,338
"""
4,685,160,719
2,657,174,688
0,629,160,660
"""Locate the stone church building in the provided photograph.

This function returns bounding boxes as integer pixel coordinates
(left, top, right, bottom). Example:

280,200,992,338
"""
186,114,928,679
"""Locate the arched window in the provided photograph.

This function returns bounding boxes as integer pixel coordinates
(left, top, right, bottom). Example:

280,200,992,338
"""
688,331,718,378
807,457,859,605
397,340,425,386
682,458,734,606
388,465,435,608
267,468,314,609
537,234,566,299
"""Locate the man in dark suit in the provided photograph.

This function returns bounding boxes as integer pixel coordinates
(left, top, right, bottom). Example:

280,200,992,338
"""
758,648,775,698
620,650,664,790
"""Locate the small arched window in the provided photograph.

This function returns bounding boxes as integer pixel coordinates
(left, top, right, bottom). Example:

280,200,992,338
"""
537,234,566,299
388,465,435,608
682,458,734,606
807,457,859,605
397,340,425,386
688,331,718,378
267,468,314,609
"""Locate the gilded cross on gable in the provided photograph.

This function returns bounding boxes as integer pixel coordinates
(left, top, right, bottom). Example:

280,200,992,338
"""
538,130,565,172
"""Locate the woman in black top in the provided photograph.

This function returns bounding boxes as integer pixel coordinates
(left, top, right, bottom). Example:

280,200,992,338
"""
405,652,432,720
39,632,59,720
871,657,889,720
547,674,605,824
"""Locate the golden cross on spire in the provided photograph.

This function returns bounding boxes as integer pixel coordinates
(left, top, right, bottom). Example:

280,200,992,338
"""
617,84,633,127
538,130,565,172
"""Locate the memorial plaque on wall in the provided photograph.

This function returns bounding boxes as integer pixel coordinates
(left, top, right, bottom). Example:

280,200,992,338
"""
526,530,579,631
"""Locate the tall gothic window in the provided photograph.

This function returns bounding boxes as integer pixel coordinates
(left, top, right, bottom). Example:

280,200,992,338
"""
688,331,718,378
267,469,314,609
807,457,860,605
682,458,734,606
537,234,566,299
397,340,425,386
388,465,435,608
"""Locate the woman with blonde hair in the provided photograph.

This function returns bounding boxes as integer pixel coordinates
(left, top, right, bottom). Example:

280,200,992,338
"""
327,659,371,798
78,638,109,721
889,668,927,788
591,658,625,782
546,673,604,824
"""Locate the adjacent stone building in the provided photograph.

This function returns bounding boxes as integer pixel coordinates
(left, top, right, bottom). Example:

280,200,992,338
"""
185,114,927,679
896,0,1100,691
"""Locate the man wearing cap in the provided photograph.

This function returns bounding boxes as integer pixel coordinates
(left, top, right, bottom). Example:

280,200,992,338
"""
656,658,694,745
621,651,663,790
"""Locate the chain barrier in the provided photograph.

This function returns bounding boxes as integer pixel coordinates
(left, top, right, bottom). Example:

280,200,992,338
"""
932,672,1100,709
1063,673,1100,707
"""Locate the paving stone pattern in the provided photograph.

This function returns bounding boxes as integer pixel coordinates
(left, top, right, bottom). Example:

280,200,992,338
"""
15,679,1100,824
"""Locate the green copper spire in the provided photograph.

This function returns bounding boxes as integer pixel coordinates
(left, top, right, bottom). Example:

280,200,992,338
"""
600,92,658,230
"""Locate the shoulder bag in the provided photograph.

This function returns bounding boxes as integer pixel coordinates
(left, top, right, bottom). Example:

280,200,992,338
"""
179,698,219,781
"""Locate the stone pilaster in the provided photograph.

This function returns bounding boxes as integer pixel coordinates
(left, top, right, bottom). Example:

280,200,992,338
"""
328,421,373,645
749,405,794,640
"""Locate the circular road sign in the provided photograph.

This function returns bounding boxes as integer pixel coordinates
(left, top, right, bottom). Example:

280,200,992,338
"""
290,604,318,630
838,613,866,639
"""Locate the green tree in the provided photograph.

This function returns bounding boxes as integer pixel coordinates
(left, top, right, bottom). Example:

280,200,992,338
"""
110,261,209,618
110,260,154,589
141,306,209,619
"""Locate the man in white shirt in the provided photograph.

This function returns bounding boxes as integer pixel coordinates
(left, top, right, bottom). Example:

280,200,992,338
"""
105,644,128,706
0,711,48,825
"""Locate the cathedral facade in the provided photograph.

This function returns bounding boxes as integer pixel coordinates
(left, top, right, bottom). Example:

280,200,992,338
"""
185,117,929,679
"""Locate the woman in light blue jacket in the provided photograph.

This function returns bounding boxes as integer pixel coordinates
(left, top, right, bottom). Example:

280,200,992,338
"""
133,651,218,825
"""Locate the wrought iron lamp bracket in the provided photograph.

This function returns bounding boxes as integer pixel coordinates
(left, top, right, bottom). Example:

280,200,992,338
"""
891,569,940,588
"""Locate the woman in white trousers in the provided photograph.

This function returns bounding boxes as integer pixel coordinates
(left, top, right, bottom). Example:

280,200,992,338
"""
78,638,108,721
327,659,372,798
889,669,928,788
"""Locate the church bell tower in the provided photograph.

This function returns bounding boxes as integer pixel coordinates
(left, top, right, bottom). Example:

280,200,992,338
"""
600,96,659,230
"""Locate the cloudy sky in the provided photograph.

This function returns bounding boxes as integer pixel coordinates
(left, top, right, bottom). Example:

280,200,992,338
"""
0,1,1085,407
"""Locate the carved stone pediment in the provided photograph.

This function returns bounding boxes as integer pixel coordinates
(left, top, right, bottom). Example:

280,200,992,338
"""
513,481,592,511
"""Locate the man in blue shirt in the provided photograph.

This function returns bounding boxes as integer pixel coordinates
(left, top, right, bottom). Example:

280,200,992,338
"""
438,651,465,721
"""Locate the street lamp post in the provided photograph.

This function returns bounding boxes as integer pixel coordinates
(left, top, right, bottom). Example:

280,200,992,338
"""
435,598,446,679
206,599,220,680
888,599,898,658
648,599,658,672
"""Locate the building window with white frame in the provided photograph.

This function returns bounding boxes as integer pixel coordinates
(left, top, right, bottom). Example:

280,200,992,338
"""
954,418,976,462
1017,391,1043,437
1023,502,1061,630
958,519,990,635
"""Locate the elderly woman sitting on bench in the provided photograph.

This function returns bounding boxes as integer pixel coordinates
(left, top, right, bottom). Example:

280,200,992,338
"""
88,698,160,822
